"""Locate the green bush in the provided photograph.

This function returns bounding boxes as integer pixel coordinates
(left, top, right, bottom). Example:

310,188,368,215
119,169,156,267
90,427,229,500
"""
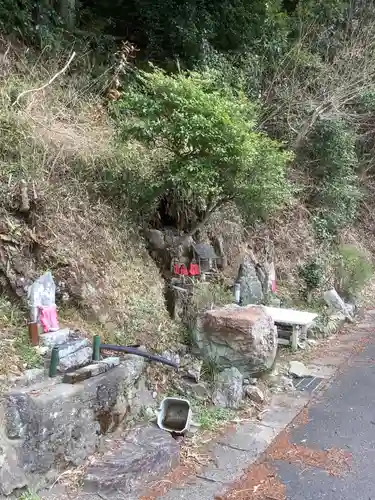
299,259,324,292
86,0,290,67
336,245,373,299
114,67,292,231
0,0,64,47
307,119,361,239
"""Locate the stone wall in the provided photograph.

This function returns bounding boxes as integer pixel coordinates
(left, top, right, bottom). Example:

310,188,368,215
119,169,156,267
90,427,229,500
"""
0,355,145,496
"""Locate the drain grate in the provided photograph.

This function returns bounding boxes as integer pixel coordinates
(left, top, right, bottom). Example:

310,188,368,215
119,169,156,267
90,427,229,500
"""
293,376,325,394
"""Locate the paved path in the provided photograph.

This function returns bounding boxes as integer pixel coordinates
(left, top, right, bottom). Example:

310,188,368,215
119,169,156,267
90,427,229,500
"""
160,310,375,499
269,325,375,500
219,311,375,500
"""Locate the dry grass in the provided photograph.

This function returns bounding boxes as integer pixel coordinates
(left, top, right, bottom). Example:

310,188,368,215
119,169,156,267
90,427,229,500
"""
204,197,324,305
0,42,179,356
35,183,177,346
202,198,321,306
251,200,318,295
0,296,41,376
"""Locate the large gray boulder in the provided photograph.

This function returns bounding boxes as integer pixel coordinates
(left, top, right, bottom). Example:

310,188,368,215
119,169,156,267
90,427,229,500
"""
195,305,277,376
84,426,179,498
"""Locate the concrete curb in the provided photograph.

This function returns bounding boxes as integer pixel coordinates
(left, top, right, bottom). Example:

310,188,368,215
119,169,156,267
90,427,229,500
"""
161,393,310,500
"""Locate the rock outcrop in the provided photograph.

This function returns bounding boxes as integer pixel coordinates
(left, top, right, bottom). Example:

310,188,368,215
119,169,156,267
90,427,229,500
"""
195,305,277,376
1,355,145,495
236,259,264,305
84,425,180,499
212,367,243,409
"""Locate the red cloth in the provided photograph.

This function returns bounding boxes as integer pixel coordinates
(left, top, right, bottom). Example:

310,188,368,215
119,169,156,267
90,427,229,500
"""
179,264,189,276
38,305,59,333
189,263,200,276
173,263,180,275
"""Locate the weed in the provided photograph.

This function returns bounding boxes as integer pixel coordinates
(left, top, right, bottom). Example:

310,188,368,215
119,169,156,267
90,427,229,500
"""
195,405,235,430
336,244,373,299
19,491,40,500
192,282,233,312
0,297,41,372
14,331,42,369
0,296,25,329
182,326,195,347
201,357,221,382
309,313,341,338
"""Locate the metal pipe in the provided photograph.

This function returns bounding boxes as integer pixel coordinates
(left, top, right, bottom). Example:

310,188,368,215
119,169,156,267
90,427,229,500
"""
92,335,101,361
49,346,59,377
99,344,179,369
28,322,39,346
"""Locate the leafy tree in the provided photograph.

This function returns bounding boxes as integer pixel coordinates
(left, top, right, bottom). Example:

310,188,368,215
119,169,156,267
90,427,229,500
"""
306,119,361,238
81,0,290,67
336,244,373,299
0,0,75,46
115,67,292,235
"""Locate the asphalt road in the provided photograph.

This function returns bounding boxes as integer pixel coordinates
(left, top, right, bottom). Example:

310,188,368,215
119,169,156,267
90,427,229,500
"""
273,335,375,500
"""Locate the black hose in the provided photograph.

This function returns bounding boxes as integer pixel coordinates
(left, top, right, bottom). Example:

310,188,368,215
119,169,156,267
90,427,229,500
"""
99,344,179,369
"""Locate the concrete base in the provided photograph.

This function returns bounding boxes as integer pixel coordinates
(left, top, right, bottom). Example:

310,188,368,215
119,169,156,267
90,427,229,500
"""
1,355,145,496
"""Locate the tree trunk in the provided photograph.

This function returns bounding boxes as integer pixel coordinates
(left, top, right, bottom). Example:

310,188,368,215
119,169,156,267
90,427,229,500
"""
59,0,76,30
172,199,227,248
292,102,331,150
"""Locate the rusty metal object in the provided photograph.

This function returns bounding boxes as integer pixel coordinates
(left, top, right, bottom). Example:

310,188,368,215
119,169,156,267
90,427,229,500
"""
28,322,39,346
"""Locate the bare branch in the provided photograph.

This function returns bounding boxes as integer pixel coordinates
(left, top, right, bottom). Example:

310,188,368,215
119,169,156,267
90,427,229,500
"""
12,51,76,106
19,179,30,213
172,198,230,248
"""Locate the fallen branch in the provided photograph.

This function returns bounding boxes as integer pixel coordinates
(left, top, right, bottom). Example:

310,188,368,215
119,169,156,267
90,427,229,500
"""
19,179,30,213
12,51,76,106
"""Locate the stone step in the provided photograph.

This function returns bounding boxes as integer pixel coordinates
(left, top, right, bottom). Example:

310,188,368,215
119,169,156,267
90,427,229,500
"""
63,357,120,384
44,338,92,373
58,346,92,373
39,328,70,347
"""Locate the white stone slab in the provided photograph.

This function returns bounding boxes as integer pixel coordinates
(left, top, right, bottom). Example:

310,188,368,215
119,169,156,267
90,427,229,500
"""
264,306,318,326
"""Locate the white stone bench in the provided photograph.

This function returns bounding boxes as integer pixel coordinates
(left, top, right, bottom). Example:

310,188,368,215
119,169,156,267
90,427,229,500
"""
264,306,318,351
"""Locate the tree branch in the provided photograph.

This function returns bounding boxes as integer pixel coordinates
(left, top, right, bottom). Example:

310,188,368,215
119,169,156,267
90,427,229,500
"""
173,198,229,248
292,101,331,150
12,51,76,106
19,179,30,213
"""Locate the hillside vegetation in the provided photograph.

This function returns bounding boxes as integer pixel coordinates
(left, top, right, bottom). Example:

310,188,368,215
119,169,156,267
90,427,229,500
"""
1,0,375,370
